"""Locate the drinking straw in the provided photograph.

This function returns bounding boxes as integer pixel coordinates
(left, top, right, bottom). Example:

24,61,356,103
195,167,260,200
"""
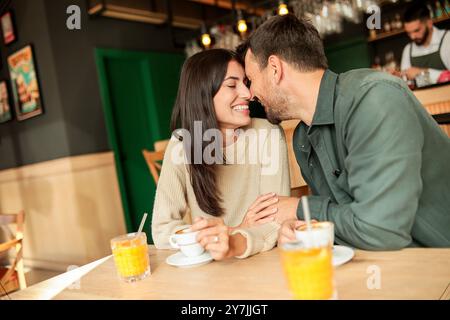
301,196,316,247
136,213,148,237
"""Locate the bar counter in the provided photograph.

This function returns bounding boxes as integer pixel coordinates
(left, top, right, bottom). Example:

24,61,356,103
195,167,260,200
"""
413,83,450,134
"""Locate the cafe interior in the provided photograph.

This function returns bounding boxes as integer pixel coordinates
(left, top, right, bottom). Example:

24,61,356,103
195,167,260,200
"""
0,0,449,300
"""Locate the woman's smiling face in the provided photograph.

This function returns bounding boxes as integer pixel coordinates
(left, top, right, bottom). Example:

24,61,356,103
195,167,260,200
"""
213,60,252,132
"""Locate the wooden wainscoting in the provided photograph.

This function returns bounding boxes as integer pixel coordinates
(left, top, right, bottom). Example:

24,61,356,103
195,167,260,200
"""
0,152,126,271
280,120,306,190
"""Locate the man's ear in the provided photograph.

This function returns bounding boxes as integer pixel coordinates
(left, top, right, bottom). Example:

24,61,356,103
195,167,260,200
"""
268,55,283,84
426,19,433,30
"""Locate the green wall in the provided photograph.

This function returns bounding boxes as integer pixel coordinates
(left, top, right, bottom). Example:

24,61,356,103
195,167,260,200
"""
325,37,371,73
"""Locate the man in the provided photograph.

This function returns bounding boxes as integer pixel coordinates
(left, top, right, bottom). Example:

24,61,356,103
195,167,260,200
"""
239,14,450,250
401,2,449,84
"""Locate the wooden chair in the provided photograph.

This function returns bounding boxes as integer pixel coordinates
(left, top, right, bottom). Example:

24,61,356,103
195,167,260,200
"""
0,211,26,296
154,139,170,152
142,139,170,184
290,186,311,198
142,149,165,185
280,120,311,198
143,140,192,225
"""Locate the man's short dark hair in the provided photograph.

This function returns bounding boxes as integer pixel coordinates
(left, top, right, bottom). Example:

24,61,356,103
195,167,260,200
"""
403,1,431,23
239,14,328,71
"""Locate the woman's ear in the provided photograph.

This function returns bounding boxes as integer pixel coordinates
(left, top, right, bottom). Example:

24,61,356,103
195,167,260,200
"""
268,55,283,84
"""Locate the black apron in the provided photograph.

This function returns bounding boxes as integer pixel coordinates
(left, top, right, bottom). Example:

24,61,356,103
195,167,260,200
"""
410,30,448,70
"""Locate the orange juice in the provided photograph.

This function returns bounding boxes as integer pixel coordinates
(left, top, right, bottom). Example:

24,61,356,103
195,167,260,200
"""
280,245,334,300
111,232,150,282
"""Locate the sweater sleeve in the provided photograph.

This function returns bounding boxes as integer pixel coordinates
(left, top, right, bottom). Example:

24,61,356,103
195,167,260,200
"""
232,125,291,258
151,137,191,249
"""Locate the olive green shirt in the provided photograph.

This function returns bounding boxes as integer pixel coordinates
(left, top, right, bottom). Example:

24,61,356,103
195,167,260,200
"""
294,69,450,250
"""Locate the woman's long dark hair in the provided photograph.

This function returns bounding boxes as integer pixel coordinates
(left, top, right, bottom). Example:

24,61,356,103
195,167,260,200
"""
171,49,238,217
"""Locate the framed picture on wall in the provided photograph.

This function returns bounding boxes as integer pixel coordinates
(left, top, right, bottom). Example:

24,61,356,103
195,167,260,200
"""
8,45,44,121
1,11,16,45
0,81,12,123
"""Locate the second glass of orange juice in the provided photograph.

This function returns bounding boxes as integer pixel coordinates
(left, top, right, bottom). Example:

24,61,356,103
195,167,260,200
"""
280,222,335,300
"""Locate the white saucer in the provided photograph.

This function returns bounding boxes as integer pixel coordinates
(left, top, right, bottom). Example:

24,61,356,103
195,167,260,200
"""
332,245,354,267
166,251,213,268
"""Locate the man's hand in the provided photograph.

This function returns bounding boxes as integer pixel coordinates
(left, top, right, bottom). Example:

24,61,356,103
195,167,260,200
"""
278,220,305,246
403,67,426,80
274,196,300,224
277,219,318,246
386,68,402,78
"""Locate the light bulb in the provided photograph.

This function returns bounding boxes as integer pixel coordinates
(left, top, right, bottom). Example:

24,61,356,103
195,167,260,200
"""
278,3,289,15
237,19,248,33
201,33,211,47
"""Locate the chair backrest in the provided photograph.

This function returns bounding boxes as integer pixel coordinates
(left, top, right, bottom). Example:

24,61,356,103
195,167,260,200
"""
143,139,170,184
143,141,192,225
0,211,26,295
280,120,308,189
142,149,165,185
154,139,170,152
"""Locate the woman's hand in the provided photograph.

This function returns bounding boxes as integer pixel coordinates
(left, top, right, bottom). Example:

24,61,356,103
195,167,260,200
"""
237,193,279,229
191,217,231,260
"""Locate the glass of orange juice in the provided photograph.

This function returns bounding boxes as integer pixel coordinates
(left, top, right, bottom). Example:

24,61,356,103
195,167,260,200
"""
111,232,150,282
280,222,335,300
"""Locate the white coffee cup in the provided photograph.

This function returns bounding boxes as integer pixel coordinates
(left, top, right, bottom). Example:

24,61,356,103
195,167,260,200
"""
177,242,205,257
169,227,205,257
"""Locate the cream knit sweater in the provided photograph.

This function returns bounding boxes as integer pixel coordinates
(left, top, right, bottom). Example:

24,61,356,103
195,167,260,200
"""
151,118,291,258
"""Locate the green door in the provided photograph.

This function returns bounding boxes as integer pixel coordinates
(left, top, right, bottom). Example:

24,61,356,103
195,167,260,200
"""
95,48,185,243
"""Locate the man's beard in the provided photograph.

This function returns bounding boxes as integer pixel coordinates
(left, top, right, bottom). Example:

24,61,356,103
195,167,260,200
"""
263,92,289,125
414,26,429,46
265,106,282,125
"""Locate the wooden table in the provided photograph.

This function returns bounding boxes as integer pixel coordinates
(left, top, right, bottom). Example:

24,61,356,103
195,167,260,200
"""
9,247,450,300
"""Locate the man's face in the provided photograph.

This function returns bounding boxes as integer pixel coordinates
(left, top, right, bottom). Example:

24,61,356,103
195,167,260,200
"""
405,20,430,45
244,50,289,125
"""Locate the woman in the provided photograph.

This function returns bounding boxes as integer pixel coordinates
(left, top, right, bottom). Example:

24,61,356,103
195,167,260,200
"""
152,49,290,260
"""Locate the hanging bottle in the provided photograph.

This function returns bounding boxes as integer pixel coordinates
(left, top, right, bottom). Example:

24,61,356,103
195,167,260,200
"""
435,1,443,18
444,0,450,15
427,4,435,19
395,14,403,30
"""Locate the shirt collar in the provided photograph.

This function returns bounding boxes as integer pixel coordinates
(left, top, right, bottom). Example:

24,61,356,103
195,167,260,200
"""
311,69,338,127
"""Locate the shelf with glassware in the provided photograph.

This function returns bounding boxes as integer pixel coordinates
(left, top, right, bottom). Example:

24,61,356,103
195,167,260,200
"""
367,0,450,42
368,15,450,42
367,1,450,91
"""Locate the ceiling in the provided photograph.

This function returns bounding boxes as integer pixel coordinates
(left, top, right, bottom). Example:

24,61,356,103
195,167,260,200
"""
87,0,273,29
